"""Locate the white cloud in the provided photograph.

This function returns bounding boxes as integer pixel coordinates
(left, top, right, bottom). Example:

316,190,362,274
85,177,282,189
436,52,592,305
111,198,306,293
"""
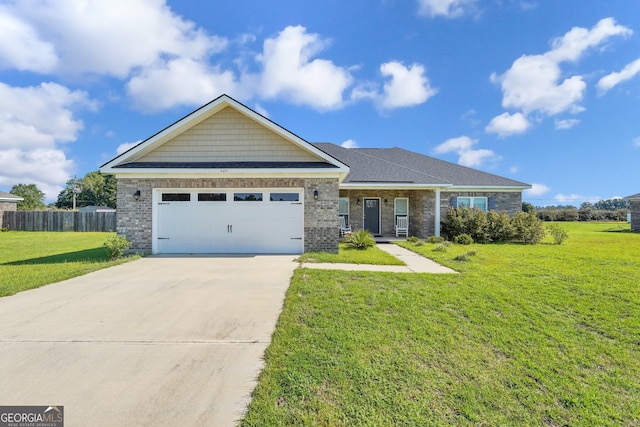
379,61,436,109
597,58,640,93
253,104,269,118
485,112,530,137
127,58,237,112
116,141,141,155
509,166,519,174
490,18,631,134
0,82,92,200
0,5,57,72
633,137,640,148
256,26,353,110
341,139,359,148
554,118,580,130
433,136,500,167
2,0,225,77
525,183,550,197
417,0,476,18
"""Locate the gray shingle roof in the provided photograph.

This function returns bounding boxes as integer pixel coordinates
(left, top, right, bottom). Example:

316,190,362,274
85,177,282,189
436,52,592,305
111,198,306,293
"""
624,193,640,200
0,191,22,201
313,143,529,188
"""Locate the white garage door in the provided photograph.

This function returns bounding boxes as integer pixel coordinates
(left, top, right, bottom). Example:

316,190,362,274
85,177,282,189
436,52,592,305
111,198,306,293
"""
155,189,303,254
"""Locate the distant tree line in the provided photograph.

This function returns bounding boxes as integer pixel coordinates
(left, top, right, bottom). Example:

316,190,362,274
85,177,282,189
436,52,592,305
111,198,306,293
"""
523,199,630,222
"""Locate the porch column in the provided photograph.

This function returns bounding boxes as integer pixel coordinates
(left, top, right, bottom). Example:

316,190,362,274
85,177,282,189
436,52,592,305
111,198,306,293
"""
434,189,441,237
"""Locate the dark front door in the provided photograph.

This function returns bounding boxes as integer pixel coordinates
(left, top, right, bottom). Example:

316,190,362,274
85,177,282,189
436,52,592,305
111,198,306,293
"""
363,198,380,235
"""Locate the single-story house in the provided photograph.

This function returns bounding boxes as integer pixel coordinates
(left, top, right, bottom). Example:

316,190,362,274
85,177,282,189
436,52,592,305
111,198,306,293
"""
624,193,640,231
0,191,23,227
100,94,529,254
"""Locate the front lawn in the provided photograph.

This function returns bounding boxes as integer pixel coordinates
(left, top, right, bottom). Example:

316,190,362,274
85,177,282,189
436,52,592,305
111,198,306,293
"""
243,222,640,426
297,242,405,265
0,231,138,297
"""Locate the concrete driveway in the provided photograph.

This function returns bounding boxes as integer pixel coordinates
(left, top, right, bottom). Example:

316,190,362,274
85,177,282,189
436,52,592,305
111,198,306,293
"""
0,255,297,426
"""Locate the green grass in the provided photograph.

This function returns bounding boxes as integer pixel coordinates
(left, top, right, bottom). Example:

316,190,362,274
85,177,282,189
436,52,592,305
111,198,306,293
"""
0,231,138,297
297,242,405,265
242,222,640,426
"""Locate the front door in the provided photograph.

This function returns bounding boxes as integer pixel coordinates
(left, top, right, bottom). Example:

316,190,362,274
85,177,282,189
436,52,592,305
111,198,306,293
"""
363,198,380,235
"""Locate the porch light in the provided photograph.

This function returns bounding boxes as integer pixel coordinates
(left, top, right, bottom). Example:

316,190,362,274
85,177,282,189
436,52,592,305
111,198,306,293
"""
133,190,141,201
384,198,388,205
357,198,361,205
313,190,319,200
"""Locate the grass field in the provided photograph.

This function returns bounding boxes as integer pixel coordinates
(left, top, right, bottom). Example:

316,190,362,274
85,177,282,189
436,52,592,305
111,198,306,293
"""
0,231,138,297
297,242,405,265
242,222,640,426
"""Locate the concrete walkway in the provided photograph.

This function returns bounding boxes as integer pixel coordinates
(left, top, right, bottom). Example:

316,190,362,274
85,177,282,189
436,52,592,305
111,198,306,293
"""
0,255,297,426
301,243,457,273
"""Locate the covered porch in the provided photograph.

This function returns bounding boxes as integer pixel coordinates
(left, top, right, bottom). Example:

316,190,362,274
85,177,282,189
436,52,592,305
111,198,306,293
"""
338,189,442,239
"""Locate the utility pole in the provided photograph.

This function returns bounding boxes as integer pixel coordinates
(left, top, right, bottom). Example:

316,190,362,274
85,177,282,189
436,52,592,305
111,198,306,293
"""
72,177,82,210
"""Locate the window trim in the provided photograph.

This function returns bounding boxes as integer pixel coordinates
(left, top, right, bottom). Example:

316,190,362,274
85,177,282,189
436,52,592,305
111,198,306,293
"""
457,196,488,212
338,197,350,225
394,198,409,229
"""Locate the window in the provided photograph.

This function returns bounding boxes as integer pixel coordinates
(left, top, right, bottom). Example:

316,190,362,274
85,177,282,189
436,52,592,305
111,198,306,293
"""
162,193,190,202
198,193,226,201
457,197,488,211
394,198,408,227
234,192,263,201
270,192,299,201
338,197,349,225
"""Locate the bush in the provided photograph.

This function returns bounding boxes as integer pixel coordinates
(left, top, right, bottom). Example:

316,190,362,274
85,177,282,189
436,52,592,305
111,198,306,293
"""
433,241,451,252
426,236,445,243
346,229,375,250
547,223,569,244
454,233,474,245
406,236,421,244
511,211,545,244
104,233,131,260
0,227,8,232
454,250,477,261
485,210,514,242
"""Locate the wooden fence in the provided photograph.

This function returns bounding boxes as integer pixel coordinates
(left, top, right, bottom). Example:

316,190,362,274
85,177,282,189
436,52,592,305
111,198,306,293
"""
2,211,116,232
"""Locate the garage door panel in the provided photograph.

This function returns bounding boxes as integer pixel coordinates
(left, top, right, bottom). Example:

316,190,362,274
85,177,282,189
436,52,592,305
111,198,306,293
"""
155,189,303,254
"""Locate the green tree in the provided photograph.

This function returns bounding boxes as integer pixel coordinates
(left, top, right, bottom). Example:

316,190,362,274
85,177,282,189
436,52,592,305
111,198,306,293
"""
10,183,46,210
521,202,535,213
55,172,116,209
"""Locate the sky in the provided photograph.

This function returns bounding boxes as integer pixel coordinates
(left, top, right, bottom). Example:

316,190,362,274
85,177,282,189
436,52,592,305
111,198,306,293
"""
1,0,639,206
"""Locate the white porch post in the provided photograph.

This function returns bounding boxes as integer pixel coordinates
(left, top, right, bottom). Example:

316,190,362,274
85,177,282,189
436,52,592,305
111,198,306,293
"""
435,189,441,237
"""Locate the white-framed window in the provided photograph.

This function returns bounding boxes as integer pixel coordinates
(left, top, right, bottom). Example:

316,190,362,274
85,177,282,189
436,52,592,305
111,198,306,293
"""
457,197,487,212
394,198,408,227
339,197,350,225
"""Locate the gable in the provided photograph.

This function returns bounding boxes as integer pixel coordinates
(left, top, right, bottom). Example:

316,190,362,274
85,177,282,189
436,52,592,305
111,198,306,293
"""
135,107,321,163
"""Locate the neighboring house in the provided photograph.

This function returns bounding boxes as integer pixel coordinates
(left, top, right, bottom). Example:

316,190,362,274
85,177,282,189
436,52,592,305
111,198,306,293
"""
0,191,23,227
624,193,640,231
100,94,529,255
78,205,116,213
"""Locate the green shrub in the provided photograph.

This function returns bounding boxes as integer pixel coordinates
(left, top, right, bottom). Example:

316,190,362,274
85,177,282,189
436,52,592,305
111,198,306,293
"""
104,233,131,260
433,241,451,252
406,236,421,243
346,229,375,250
547,223,569,244
511,211,546,244
0,227,8,232
485,210,514,242
426,236,445,243
442,207,487,242
454,250,477,261
454,233,474,245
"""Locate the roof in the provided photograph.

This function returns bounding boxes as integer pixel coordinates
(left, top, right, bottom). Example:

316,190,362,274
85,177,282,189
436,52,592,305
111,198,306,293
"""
0,191,23,202
624,193,640,200
312,143,530,189
100,94,349,177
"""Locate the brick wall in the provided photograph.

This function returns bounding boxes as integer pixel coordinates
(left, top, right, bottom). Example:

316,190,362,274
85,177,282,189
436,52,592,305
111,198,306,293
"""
116,177,339,253
0,201,18,228
440,191,522,218
631,200,640,231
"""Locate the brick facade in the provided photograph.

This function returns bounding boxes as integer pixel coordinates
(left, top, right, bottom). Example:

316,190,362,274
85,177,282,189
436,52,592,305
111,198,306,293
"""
339,189,522,239
631,200,640,231
0,201,18,228
116,176,340,254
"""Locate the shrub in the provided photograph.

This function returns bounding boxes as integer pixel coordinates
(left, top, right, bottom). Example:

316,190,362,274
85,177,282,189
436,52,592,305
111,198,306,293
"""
0,227,8,232
485,210,514,242
104,233,131,260
454,250,477,261
433,241,451,252
426,236,445,243
442,207,487,242
511,211,545,244
346,229,375,250
406,236,421,244
547,223,569,244
454,233,474,245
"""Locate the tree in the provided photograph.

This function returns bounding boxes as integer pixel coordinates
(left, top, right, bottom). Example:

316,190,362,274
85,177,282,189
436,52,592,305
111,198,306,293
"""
10,183,46,210
521,202,535,213
55,172,116,209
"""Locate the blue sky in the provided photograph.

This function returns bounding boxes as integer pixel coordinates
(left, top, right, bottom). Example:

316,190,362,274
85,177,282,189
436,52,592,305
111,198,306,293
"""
1,0,639,205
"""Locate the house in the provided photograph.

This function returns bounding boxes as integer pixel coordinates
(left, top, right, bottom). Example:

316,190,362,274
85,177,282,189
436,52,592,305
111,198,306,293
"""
100,94,529,255
0,191,23,227
624,193,640,231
